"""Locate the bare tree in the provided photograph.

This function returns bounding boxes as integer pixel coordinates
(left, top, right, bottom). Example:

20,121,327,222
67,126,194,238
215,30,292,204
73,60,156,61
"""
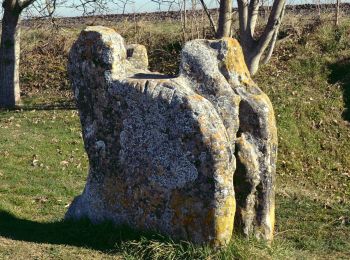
217,0,232,38
180,0,187,41
201,0,286,75
239,0,286,75
335,0,340,26
151,0,190,41
114,0,134,14
70,0,122,16
0,0,68,108
151,0,178,11
315,0,321,20
0,0,130,108
198,0,217,34
0,0,36,108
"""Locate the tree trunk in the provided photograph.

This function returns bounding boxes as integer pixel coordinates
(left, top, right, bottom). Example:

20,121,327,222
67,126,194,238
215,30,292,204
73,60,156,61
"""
245,48,262,76
335,0,340,26
217,0,232,38
248,0,260,37
0,7,21,108
180,0,187,42
316,0,321,20
238,0,286,75
261,2,285,65
261,29,278,65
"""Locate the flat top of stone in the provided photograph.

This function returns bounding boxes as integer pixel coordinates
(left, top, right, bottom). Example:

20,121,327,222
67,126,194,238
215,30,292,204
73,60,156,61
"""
84,26,117,34
79,26,254,86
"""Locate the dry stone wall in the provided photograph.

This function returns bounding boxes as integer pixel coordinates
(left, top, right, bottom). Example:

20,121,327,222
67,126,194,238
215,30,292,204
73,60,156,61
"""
66,26,278,247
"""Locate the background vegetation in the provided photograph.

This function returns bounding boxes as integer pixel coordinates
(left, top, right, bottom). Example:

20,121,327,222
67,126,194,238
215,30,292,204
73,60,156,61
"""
0,10,349,259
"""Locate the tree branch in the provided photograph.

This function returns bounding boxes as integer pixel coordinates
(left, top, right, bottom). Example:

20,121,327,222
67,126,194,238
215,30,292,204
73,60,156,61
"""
217,0,233,38
18,0,37,11
256,0,286,55
262,2,285,64
198,0,217,34
237,0,248,35
247,0,259,37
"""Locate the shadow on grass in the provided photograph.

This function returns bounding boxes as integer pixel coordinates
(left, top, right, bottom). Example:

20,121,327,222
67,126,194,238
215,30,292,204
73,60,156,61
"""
21,102,77,111
0,210,165,253
328,58,350,121
20,98,77,111
0,100,76,113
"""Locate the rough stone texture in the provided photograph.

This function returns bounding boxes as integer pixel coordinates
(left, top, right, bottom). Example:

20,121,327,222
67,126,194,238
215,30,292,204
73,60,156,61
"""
126,44,148,70
66,26,278,247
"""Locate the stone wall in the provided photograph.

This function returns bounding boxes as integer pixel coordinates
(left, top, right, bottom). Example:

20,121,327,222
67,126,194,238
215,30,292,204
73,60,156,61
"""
66,26,277,247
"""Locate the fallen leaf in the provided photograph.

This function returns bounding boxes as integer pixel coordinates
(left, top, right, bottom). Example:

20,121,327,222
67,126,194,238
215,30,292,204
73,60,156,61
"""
32,159,39,167
60,160,69,166
341,172,350,178
34,196,48,203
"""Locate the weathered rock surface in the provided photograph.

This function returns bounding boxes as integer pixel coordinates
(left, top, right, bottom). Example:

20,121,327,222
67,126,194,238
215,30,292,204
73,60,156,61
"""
66,26,278,247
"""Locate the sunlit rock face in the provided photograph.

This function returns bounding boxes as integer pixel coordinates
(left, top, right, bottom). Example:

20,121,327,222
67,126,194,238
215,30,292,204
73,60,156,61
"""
66,26,277,247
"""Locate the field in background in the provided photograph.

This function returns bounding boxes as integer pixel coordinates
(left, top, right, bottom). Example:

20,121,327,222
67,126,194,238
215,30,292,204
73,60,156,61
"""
0,8,350,259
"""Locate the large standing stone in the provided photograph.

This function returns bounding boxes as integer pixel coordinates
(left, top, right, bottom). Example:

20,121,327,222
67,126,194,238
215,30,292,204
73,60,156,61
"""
66,26,277,247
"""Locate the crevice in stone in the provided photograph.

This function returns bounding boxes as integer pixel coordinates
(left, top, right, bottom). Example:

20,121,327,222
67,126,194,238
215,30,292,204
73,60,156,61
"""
233,142,255,234
237,99,261,139
233,98,262,236
255,182,264,226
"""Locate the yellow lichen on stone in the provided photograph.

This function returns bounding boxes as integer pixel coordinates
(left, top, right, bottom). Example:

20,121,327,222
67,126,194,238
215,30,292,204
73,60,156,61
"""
214,195,235,246
268,202,275,240
188,94,206,102
251,92,278,145
222,37,254,86
169,190,211,242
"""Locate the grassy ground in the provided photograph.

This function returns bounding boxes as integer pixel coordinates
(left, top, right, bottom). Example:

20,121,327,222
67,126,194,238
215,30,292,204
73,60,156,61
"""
0,14,349,259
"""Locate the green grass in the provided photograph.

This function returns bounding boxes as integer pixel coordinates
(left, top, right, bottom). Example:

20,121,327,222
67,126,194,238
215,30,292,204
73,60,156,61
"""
1,16,350,259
